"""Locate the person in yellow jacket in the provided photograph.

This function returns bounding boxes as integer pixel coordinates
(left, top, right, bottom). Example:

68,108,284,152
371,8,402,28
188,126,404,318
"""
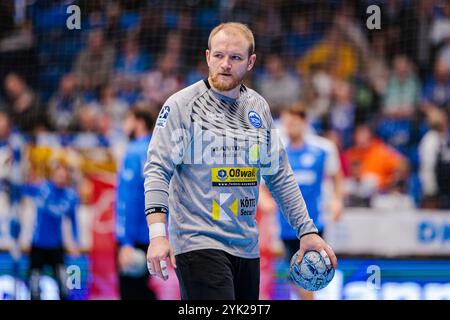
297,28,358,80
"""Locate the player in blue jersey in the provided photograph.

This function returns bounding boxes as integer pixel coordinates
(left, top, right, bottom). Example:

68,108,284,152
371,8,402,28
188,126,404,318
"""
27,157,79,300
116,107,156,300
279,105,338,300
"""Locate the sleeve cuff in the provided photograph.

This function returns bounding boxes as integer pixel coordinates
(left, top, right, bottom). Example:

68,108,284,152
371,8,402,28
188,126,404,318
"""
296,220,319,239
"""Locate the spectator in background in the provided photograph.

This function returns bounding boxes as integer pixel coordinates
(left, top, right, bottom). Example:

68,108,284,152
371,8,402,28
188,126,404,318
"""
304,65,334,123
185,59,209,86
115,31,151,78
0,110,25,211
345,124,408,198
283,13,321,66
116,107,156,300
47,74,84,133
70,105,110,149
104,1,125,49
162,32,184,69
430,1,450,67
250,4,283,58
256,54,301,117
414,0,435,76
430,1,450,44
73,29,115,94
329,80,355,150
333,3,371,63
88,84,129,135
365,32,390,99
114,32,151,105
4,73,43,133
25,157,80,300
378,55,423,171
323,129,349,178
382,55,420,119
140,53,182,109
73,105,99,133
380,0,418,60
138,7,167,58
0,1,14,41
176,9,204,70
422,58,450,113
221,0,257,28
297,26,358,81
419,109,450,209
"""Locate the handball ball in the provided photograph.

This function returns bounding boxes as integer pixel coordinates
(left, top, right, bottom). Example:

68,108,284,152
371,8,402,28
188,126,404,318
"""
121,248,148,277
289,250,335,291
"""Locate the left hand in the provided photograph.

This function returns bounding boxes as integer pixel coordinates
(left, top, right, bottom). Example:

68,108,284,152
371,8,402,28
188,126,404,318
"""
297,233,338,269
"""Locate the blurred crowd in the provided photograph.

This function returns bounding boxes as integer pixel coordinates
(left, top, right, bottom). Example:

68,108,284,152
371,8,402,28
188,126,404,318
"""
0,0,449,209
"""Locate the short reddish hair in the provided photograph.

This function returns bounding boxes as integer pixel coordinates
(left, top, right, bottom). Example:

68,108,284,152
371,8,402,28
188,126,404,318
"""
208,22,255,56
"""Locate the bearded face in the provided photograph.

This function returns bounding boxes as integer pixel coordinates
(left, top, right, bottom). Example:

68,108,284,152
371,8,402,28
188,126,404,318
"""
209,68,245,92
206,29,255,93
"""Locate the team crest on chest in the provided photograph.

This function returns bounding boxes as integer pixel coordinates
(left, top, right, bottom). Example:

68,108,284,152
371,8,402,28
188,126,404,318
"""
248,111,262,128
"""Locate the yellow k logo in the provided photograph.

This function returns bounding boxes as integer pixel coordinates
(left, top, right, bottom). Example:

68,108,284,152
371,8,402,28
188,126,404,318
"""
212,193,238,221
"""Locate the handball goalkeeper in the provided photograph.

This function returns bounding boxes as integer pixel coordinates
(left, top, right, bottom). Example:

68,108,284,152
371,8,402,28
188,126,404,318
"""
143,22,337,300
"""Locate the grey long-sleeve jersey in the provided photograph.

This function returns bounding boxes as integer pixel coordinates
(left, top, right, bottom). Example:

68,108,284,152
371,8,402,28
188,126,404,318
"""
144,79,318,258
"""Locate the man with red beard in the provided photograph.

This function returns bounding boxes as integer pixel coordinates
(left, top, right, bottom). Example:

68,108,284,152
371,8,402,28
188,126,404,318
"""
143,22,337,300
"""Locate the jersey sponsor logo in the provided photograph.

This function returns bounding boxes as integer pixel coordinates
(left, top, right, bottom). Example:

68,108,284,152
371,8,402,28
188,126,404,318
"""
211,194,257,220
211,146,244,159
211,167,258,186
217,169,227,181
156,106,171,128
248,111,262,128
212,193,238,221
239,196,256,216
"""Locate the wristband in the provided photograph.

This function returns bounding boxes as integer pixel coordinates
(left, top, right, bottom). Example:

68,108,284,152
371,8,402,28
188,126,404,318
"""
145,206,168,216
149,222,166,240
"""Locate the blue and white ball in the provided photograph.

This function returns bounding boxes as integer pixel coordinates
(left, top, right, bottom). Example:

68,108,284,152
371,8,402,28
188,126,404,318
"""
289,250,335,291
